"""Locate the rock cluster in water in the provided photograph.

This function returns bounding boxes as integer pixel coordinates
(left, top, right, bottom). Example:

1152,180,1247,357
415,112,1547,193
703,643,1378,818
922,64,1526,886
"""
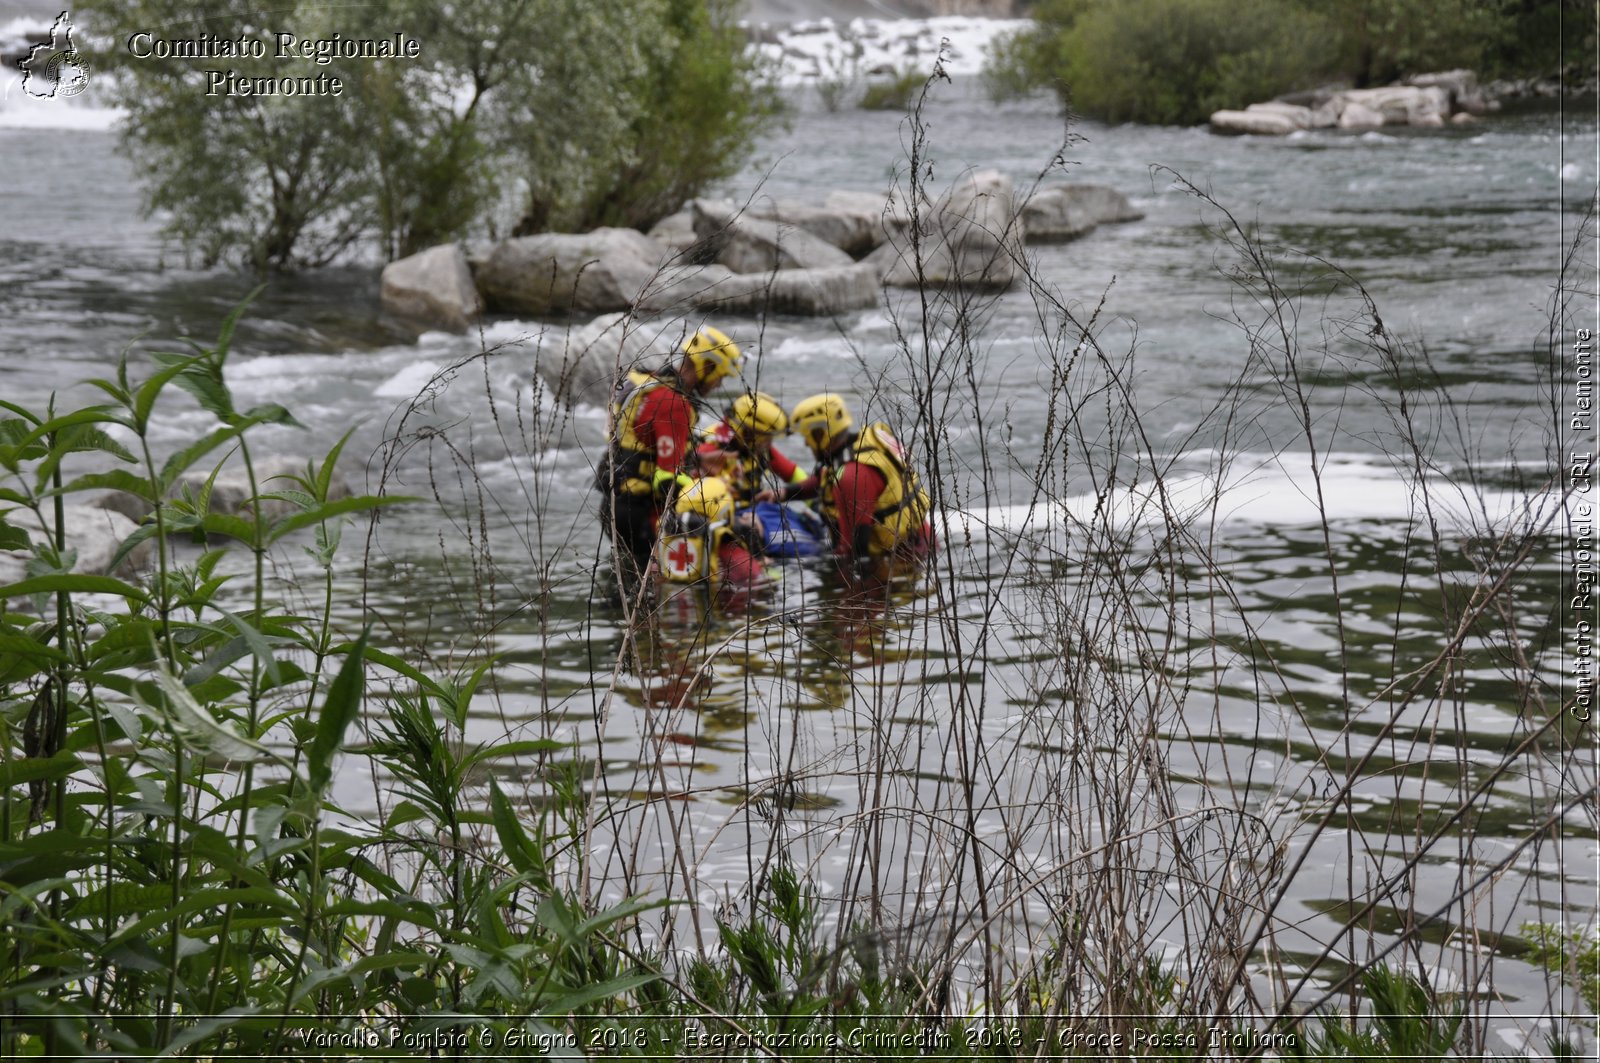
1209,70,1494,136
379,172,1143,337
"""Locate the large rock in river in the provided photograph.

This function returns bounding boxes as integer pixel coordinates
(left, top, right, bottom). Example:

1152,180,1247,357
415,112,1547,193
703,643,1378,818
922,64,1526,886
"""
380,243,482,332
476,229,669,316
690,200,855,273
745,196,898,258
0,505,150,591
1021,183,1143,243
531,313,725,410
870,169,1023,292
1340,85,1450,127
637,263,881,316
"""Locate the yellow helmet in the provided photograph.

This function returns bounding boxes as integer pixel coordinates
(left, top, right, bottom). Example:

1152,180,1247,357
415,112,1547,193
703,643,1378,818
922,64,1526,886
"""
790,393,853,455
727,391,788,444
683,326,742,389
673,476,734,527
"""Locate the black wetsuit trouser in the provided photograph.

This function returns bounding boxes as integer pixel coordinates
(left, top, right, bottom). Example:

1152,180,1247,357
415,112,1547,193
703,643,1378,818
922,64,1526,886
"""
600,492,657,587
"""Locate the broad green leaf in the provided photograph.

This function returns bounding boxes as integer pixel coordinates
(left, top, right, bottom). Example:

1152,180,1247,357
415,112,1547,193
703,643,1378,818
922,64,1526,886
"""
355,645,443,695
158,425,247,490
240,402,302,428
16,407,121,450
215,607,282,688
542,971,662,1013
68,882,173,921
138,665,275,764
108,521,163,575
160,356,234,422
575,895,673,939
132,354,205,429
0,517,30,552
199,511,259,543
182,635,251,687
56,469,158,503
489,780,541,877
307,629,368,797
384,799,431,829
463,739,566,771
0,750,81,789
269,495,416,542
316,428,356,501
0,574,146,602
106,886,295,948
0,633,64,664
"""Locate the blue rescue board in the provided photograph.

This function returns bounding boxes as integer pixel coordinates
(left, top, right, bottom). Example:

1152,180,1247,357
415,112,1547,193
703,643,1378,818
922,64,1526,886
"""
743,502,828,558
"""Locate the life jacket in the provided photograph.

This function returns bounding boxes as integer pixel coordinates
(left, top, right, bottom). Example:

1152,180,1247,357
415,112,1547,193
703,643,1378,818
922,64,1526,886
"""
656,517,735,584
817,423,932,557
601,370,680,496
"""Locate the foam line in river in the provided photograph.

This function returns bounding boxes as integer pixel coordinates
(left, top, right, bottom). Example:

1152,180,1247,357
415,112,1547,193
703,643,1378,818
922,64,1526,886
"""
965,451,1550,539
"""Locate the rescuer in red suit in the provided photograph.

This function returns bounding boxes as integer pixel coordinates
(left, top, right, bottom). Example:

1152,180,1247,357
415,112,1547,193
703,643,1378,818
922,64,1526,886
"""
596,327,742,589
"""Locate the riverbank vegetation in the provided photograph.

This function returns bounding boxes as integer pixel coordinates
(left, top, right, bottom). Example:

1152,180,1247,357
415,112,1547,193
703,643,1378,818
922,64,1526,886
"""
985,0,1594,124
82,0,778,270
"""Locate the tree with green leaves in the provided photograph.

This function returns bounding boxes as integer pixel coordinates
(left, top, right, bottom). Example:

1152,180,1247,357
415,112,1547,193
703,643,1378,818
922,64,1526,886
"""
86,0,777,271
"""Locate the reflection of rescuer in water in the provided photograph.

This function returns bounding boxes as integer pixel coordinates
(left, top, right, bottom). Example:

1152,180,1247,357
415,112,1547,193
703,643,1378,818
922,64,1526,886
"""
595,327,742,587
761,393,934,570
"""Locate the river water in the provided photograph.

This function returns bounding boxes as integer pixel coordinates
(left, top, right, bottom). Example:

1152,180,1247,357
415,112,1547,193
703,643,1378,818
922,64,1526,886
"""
2,67,1597,1046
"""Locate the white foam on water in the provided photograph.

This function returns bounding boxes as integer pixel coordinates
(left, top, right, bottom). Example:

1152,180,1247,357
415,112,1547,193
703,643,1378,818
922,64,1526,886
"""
749,15,1029,86
373,360,446,398
963,452,1547,539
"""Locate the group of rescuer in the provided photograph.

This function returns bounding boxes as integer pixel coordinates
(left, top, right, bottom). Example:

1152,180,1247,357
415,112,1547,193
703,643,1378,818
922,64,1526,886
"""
595,325,933,595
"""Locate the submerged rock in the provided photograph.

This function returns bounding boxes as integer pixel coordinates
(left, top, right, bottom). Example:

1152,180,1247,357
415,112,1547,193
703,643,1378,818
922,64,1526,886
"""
380,243,482,333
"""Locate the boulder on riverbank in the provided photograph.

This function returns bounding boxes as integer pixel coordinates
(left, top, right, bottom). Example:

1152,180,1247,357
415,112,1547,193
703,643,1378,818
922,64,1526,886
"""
869,168,1023,291
476,229,670,316
1210,74,1486,136
1021,183,1144,243
380,243,482,333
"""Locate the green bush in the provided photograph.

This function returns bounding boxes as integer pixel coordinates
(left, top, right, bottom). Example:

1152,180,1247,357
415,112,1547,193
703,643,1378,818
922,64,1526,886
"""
859,67,927,112
0,303,668,1055
986,0,1336,125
